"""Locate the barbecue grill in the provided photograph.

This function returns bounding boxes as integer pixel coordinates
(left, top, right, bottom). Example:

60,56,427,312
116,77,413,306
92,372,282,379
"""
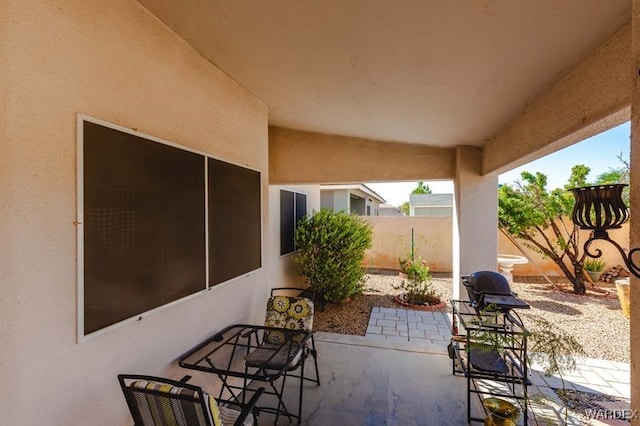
462,271,529,312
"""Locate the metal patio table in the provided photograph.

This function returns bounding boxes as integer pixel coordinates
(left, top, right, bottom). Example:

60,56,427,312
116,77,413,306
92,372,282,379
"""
179,323,312,424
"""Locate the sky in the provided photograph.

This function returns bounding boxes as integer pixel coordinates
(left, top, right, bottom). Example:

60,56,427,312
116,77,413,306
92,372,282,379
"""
366,121,630,207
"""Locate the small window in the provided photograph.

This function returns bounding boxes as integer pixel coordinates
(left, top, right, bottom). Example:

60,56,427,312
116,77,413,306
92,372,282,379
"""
280,189,307,255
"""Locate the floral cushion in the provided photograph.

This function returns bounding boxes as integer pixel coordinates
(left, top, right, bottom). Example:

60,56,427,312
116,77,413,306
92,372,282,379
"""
263,296,314,345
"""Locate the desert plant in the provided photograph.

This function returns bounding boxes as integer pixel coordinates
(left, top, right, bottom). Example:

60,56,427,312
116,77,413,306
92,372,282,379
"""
583,258,606,272
294,209,373,303
525,314,587,424
466,307,516,352
396,254,440,305
468,310,586,424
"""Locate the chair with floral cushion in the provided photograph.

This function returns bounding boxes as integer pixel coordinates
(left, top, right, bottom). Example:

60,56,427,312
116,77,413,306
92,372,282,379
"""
243,290,320,423
118,374,263,426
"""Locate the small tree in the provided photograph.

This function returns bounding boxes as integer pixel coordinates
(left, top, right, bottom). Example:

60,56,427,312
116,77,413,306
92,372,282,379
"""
412,181,432,194
498,167,588,293
396,254,440,305
295,209,373,303
500,153,633,294
399,201,410,215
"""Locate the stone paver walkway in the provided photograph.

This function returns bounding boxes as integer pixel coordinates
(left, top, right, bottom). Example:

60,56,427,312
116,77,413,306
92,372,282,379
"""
366,306,451,344
365,307,632,425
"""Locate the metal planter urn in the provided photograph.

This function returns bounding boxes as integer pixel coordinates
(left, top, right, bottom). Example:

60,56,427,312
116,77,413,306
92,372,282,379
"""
569,184,629,237
569,184,640,279
482,398,519,425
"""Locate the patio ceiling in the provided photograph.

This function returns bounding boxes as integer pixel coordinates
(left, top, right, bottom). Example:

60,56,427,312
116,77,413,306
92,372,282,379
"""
138,0,629,149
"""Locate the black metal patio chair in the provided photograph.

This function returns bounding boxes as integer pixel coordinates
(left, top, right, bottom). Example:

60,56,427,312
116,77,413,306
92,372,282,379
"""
118,374,263,426
243,288,320,423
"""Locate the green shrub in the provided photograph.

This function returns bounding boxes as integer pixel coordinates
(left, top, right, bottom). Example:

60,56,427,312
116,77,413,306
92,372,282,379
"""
294,209,373,302
583,258,606,272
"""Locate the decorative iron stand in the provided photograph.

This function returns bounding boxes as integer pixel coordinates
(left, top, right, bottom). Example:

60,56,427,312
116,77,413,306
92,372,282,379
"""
569,184,640,279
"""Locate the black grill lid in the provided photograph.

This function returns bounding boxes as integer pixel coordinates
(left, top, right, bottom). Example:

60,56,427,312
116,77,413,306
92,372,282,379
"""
466,271,512,295
462,271,530,311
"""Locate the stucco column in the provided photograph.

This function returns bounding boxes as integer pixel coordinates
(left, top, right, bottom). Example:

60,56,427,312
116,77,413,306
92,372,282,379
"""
631,1,640,422
452,146,498,299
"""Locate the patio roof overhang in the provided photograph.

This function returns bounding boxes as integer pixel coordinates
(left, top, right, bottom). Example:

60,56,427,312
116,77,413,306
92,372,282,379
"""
139,0,631,179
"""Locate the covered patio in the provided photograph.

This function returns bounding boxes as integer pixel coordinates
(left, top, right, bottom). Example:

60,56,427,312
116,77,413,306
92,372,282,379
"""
252,309,630,425
2,1,639,425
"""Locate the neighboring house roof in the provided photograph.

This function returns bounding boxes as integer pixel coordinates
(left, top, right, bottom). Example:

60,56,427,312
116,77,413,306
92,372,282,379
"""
378,203,404,216
409,193,453,206
379,203,398,209
320,183,387,203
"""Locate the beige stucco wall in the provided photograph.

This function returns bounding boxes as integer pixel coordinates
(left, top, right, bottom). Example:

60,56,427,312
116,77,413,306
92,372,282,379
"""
269,126,455,184
498,224,631,277
363,217,453,272
1,1,269,424
362,216,632,277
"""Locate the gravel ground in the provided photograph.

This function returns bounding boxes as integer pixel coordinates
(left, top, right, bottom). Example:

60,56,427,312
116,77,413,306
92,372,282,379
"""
314,270,630,363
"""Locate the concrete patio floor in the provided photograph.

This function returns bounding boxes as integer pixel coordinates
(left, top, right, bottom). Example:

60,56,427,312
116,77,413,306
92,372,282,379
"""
252,308,631,425
253,330,471,425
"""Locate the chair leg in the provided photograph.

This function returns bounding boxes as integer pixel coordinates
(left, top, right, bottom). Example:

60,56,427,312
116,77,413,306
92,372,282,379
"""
274,377,283,425
272,372,295,424
311,335,320,386
297,357,305,423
